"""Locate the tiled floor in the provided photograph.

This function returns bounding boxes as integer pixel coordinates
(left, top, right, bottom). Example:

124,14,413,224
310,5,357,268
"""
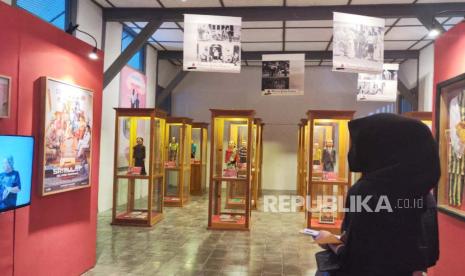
84,194,320,276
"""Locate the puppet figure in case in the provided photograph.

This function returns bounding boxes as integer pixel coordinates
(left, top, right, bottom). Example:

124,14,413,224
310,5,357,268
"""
164,117,192,207
112,108,166,227
208,109,255,230
306,110,355,234
436,74,465,219
190,122,208,195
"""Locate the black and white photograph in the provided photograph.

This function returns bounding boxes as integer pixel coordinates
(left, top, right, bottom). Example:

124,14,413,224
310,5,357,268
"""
357,63,399,102
261,54,304,96
333,12,385,74
184,14,241,73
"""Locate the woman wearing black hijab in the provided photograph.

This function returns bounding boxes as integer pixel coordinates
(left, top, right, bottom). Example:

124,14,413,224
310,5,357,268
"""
315,113,440,276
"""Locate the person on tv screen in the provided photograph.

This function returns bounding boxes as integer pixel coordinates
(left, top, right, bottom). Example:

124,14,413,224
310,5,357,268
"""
0,156,21,209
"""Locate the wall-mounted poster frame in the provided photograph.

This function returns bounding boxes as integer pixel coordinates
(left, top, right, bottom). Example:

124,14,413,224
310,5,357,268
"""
435,72,465,221
0,75,11,118
39,77,94,196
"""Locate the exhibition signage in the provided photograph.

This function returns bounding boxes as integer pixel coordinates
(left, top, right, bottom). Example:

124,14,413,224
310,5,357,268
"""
40,77,93,196
333,12,385,74
119,66,147,108
357,63,399,102
183,14,242,73
261,54,305,96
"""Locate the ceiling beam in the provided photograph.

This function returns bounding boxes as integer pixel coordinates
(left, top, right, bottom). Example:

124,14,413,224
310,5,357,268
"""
158,50,419,61
103,3,465,22
103,20,162,88
156,71,190,107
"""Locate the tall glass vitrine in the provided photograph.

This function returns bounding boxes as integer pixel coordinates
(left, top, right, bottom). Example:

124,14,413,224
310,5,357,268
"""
164,117,192,207
190,122,208,195
306,110,355,234
208,109,255,230
251,118,263,210
112,108,166,227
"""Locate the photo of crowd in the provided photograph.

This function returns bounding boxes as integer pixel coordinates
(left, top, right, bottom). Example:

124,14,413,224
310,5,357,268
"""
197,24,240,43
42,79,93,195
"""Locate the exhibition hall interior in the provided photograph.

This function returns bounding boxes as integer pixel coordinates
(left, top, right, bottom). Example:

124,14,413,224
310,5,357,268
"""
1,0,465,275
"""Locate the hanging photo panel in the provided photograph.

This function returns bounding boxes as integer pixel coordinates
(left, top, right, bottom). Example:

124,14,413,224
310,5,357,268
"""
333,12,385,74
357,63,399,102
183,14,241,73
261,54,305,96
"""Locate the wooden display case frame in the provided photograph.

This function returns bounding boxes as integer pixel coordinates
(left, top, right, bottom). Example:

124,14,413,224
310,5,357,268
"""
190,122,208,195
306,110,355,234
297,119,308,201
164,117,193,207
251,118,263,210
258,122,265,198
403,111,433,129
208,109,255,231
111,108,166,227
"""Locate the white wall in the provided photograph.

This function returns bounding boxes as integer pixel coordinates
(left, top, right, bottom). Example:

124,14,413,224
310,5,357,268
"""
172,66,392,191
158,60,181,88
76,0,103,49
146,47,157,107
1,0,11,5
98,22,123,212
398,59,418,90
418,44,435,111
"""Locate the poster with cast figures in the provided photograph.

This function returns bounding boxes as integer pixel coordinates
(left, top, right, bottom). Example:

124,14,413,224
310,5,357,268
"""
357,63,399,102
261,54,305,96
119,66,147,108
0,75,11,118
184,14,241,73
40,78,93,196
333,12,385,74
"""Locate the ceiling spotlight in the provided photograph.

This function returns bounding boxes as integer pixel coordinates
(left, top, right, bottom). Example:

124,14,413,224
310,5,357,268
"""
88,47,98,60
428,28,441,39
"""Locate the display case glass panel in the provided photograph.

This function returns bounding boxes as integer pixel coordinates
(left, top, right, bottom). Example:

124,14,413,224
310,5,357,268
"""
191,123,208,195
306,110,354,234
436,74,465,219
251,118,262,209
208,109,255,230
164,117,192,207
112,108,166,227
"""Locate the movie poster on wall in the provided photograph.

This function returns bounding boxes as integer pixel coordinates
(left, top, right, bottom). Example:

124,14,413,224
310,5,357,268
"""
119,66,147,108
40,77,93,196
0,75,11,118
261,54,305,96
333,12,385,74
183,14,241,73
357,63,399,102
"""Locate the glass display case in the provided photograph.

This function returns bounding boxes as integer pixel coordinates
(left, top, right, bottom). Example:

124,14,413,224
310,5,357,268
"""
208,109,255,230
251,118,263,209
436,73,465,219
306,110,355,234
112,108,166,227
403,111,432,130
190,122,208,195
164,117,193,207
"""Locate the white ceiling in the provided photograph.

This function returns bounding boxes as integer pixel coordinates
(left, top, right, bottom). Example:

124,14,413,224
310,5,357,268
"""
100,0,465,65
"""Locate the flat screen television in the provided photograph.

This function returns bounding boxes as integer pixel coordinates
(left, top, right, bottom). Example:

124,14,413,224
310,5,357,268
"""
0,135,34,213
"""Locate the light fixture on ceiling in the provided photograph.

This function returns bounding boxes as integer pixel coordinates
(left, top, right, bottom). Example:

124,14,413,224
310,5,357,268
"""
66,23,99,60
427,10,465,39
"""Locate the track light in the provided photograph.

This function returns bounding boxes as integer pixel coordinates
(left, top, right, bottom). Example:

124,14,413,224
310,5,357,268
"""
88,47,99,60
66,23,99,60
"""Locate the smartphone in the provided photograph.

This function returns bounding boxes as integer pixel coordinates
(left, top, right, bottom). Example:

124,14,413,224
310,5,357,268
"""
300,228,320,238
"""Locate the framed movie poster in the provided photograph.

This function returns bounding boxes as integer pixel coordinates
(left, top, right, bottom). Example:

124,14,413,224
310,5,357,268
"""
183,14,241,73
261,54,305,96
39,77,93,196
0,75,11,118
333,12,385,74
436,72,465,220
357,63,399,102
119,66,147,108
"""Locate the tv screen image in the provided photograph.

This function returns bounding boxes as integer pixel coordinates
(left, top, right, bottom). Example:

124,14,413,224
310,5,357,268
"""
0,135,34,212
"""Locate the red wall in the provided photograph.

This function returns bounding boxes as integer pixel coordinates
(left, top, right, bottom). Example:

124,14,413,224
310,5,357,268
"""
0,2,103,275
431,22,465,276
